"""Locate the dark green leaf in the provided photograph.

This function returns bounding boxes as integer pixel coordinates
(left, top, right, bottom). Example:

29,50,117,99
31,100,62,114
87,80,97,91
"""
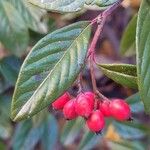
120,14,137,57
61,118,84,146
0,94,12,139
41,115,58,150
97,64,138,89
136,0,150,113
0,0,29,57
0,56,21,85
11,21,91,121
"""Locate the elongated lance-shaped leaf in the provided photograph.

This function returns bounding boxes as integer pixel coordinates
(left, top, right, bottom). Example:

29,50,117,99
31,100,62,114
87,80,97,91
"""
78,130,101,150
98,63,138,89
136,0,150,113
11,21,91,121
61,118,84,146
120,14,137,57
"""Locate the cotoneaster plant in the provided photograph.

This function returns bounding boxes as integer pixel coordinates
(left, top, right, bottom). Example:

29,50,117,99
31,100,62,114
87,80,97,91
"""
10,0,150,138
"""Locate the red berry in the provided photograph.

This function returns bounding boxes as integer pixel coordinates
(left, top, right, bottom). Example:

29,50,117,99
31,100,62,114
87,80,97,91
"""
85,92,95,108
63,99,77,120
52,92,70,110
99,100,111,117
86,110,105,133
110,99,131,121
75,93,94,118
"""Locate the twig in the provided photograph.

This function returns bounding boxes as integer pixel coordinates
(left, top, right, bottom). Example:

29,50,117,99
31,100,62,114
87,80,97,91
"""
88,0,123,101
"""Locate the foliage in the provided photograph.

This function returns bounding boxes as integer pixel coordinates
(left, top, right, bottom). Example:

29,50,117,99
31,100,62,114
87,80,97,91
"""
0,0,150,149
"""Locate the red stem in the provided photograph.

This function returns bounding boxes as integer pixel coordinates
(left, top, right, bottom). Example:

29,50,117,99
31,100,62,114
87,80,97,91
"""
88,0,123,101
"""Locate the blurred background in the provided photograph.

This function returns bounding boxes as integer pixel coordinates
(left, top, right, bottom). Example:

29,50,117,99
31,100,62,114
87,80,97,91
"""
0,0,150,149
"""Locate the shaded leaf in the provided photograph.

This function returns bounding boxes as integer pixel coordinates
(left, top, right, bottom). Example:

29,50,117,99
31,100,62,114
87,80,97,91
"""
11,21,91,121
120,14,137,57
108,141,145,150
78,130,101,150
126,93,144,113
136,0,150,113
113,121,145,139
10,0,47,33
0,56,22,85
0,94,12,139
61,118,84,146
41,115,58,150
97,64,138,89
0,0,29,57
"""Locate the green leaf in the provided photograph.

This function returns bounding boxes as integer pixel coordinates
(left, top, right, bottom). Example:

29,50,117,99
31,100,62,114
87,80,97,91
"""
108,141,145,150
136,0,150,113
11,21,91,121
12,112,57,150
78,130,100,150
0,141,6,150
0,56,21,85
120,14,137,57
97,63,138,89
41,115,58,150
12,120,41,150
0,1,29,57
113,121,145,139
29,0,118,13
0,94,12,139
61,118,84,146
126,93,144,113
10,0,47,33
87,0,118,7
28,0,86,12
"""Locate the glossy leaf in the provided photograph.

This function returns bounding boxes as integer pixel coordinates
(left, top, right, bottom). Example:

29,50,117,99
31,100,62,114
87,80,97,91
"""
0,0,29,57
136,0,150,113
120,14,137,57
98,64,138,89
61,118,84,146
10,0,47,33
11,21,91,121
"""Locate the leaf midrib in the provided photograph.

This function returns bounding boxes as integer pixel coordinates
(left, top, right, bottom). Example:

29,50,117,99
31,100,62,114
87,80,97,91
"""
12,22,91,119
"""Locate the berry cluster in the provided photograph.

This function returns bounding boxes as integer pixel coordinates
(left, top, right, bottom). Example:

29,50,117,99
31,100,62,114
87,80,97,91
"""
52,92,131,133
